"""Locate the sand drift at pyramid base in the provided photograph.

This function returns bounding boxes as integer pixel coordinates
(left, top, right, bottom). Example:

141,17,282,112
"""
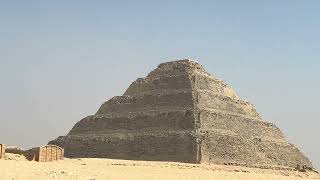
49,59,313,170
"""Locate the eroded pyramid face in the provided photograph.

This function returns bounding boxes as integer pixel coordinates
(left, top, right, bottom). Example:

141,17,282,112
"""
49,59,313,170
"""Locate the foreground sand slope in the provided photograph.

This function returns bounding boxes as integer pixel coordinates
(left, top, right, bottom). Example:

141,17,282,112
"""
0,155,319,180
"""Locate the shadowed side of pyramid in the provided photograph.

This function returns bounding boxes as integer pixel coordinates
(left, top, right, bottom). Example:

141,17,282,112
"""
49,59,313,169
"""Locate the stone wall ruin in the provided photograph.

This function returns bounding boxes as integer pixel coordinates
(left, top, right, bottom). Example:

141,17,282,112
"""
0,144,5,159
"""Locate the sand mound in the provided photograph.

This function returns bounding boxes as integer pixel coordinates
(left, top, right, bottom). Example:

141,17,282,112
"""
3,153,27,161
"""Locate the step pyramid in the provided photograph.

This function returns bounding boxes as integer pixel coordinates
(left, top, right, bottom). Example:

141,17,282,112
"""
49,59,313,169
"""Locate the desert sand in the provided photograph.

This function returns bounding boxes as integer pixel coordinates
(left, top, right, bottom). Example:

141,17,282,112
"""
1,153,319,180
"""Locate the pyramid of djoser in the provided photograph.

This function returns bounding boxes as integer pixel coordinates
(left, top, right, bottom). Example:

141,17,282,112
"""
50,59,313,169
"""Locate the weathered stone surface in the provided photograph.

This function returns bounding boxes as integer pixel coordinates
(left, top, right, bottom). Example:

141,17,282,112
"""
51,131,198,163
49,59,314,169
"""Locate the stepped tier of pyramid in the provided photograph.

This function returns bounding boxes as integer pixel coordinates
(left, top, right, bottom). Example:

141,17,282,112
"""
49,59,313,169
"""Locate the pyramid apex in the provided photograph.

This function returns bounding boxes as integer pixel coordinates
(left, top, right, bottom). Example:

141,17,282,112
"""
158,58,200,66
147,58,208,78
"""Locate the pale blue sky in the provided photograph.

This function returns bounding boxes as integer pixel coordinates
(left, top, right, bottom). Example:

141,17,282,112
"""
0,0,319,169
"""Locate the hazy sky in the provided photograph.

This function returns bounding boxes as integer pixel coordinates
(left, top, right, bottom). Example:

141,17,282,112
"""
0,0,319,169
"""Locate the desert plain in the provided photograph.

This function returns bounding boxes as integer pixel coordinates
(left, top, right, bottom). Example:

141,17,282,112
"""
0,153,319,180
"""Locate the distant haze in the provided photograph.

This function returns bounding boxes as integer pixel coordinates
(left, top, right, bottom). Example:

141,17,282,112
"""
0,1,319,169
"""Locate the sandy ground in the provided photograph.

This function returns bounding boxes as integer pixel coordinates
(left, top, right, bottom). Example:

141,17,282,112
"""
0,154,319,180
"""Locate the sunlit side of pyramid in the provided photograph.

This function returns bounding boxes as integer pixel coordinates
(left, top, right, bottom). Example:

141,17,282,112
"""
50,59,313,169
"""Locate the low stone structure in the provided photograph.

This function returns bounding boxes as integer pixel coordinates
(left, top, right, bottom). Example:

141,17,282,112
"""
49,59,314,170
24,145,64,162
0,144,5,159
5,146,25,155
